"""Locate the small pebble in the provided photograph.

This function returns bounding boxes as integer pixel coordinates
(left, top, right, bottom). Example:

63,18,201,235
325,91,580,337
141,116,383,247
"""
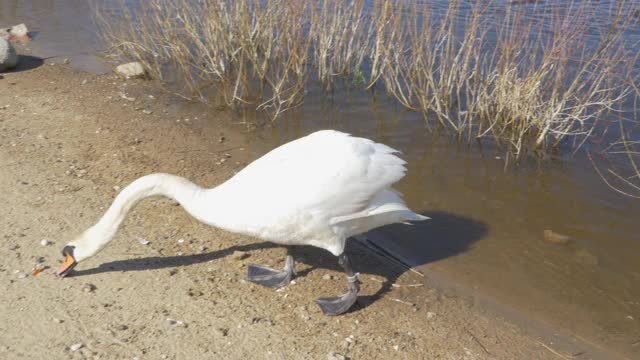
231,250,249,260
53,318,64,324
16,273,27,279
142,109,152,115
177,238,185,244
137,237,150,245
82,283,96,293
322,274,333,280
40,239,50,246
69,343,83,352
427,312,436,319
113,185,121,191
166,318,187,327
327,352,347,360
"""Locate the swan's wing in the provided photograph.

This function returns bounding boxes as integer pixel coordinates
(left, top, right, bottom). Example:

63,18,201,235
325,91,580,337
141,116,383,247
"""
226,130,407,220
329,189,429,237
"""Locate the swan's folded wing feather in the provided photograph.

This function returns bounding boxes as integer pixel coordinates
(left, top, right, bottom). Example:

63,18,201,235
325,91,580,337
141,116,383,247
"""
225,130,408,221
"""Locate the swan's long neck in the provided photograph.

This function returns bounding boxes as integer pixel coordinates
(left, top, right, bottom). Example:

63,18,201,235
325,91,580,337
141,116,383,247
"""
83,173,206,254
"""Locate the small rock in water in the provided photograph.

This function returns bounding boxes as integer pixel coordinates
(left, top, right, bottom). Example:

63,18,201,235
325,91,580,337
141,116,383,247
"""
40,239,50,246
543,229,573,245
69,343,83,352
115,62,147,79
573,248,599,265
9,23,29,39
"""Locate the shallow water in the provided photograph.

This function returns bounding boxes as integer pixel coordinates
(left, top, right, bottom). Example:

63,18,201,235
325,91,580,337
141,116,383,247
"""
0,0,109,73
2,0,639,358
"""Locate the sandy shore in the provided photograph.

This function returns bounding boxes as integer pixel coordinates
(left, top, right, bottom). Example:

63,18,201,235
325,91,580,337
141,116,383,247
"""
0,59,567,359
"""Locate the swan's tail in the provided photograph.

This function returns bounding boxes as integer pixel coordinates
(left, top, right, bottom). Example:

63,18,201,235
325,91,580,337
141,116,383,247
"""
329,189,429,238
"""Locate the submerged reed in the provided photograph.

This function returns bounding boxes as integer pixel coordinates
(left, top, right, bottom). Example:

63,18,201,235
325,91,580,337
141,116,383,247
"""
95,0,639,159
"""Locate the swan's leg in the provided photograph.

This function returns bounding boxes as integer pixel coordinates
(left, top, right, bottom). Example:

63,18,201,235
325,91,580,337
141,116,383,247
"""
316,253,360,316
247,254,296,288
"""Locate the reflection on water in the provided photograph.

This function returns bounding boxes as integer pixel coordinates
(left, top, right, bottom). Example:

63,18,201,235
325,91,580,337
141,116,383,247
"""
2,0,639,358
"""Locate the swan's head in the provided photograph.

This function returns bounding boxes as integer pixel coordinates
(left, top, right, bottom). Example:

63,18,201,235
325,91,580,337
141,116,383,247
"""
56,230,103,277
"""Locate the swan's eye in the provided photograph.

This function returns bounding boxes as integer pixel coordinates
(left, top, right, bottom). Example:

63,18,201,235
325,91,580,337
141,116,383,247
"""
61,245,75,257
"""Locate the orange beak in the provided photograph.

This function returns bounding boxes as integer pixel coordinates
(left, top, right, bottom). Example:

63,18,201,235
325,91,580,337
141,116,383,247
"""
57,253,77,277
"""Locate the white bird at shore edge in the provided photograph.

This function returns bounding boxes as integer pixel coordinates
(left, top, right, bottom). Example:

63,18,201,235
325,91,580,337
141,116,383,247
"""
57,130,429,315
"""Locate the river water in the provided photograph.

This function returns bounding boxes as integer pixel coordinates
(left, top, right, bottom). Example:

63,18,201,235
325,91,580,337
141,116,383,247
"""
2,1,639,358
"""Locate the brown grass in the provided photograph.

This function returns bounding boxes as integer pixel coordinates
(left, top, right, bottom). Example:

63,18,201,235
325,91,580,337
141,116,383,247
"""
94,0,639,159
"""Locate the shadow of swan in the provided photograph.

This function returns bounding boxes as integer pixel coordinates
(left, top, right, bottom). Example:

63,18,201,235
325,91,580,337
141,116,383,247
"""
71,210,487,314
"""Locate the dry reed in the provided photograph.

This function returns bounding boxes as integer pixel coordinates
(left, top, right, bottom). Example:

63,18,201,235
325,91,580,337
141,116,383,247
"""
95,0,640,159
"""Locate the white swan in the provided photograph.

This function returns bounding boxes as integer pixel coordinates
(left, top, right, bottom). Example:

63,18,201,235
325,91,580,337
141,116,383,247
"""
57,130,428,315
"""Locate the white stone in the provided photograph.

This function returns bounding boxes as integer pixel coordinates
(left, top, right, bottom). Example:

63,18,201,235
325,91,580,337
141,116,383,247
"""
9,24,28,38
0,38,18,72
115,62,146,79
